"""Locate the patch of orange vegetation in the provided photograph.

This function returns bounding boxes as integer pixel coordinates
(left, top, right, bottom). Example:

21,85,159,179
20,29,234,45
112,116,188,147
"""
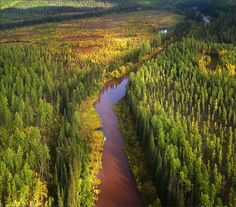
64,35,103,42
73,46,100,54
0,31,39,39
78,20,120,30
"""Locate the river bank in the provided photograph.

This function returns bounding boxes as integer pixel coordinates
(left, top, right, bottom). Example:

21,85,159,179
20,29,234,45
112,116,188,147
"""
79,94,104,205
114,99,161,207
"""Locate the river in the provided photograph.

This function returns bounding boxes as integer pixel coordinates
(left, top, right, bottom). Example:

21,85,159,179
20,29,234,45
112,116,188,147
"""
95,76,144,207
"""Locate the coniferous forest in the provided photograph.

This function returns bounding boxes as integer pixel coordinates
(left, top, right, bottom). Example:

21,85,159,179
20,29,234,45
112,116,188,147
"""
0,0,235,207
0,45,103,206
128,38,236,206
126,1,236,206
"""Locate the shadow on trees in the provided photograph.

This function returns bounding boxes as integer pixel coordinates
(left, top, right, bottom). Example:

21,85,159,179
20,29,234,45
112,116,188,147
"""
0,0,219,31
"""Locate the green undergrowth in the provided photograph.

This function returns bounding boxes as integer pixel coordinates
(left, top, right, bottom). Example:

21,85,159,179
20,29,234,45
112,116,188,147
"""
79,94,104,205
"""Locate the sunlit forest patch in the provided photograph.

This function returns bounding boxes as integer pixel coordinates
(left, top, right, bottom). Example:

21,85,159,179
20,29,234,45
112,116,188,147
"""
197,46,236,75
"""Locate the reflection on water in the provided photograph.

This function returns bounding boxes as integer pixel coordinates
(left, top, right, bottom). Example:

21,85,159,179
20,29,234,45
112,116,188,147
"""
99,76,128,101
95,77,144,207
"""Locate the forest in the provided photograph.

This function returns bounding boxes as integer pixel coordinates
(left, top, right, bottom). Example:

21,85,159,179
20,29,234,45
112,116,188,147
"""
0,0,235,207
0,45,104,206
127,38,236,206
126,2,236,206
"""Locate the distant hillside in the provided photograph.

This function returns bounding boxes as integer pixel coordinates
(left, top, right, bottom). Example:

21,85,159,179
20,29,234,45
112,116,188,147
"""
1,0,228,10
2,0,232,11
0,0,117,9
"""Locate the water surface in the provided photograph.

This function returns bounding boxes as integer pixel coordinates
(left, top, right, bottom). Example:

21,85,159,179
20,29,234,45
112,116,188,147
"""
95,77,144,207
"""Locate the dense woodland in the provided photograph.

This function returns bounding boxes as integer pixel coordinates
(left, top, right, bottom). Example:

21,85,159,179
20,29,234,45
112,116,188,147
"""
127,7,236,207
0,45,102,206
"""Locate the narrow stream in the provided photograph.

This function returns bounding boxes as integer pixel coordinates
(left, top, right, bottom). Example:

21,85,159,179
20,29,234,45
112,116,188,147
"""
95,76,144,207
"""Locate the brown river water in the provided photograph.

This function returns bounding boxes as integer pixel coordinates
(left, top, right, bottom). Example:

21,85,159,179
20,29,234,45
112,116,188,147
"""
95,77,144,207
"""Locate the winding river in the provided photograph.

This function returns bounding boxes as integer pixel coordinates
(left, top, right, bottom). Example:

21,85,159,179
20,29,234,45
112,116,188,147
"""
95,77,144,207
